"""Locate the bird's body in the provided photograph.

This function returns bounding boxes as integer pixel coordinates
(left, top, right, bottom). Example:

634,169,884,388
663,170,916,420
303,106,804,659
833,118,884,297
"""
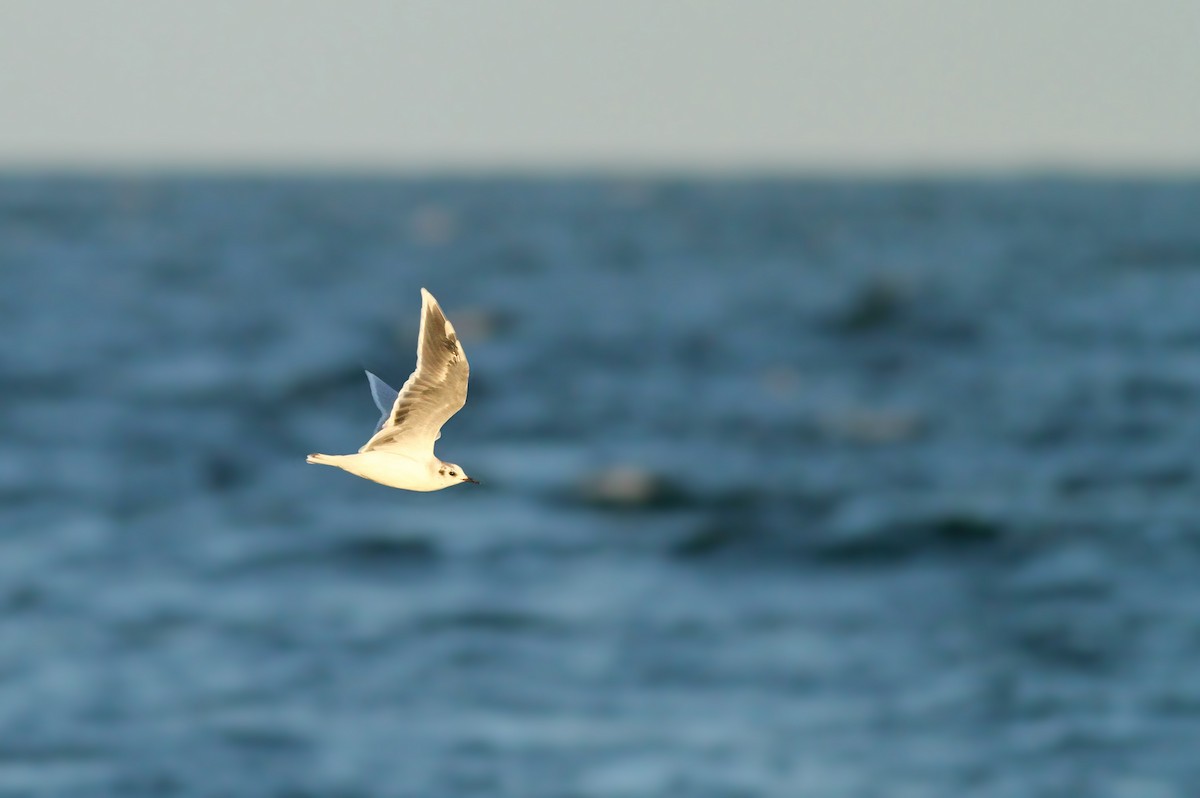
307,450,458,491
307,288,477,491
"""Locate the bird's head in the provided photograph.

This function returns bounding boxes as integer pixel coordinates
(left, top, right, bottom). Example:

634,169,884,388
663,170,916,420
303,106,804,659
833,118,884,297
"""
437,462,478,486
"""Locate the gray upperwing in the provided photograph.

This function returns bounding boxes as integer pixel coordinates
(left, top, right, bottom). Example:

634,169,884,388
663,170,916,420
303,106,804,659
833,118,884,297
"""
365,370,399,433
360,288,469,455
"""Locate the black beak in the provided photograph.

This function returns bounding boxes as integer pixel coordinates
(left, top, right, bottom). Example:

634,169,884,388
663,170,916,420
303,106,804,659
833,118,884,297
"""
463,477,480,485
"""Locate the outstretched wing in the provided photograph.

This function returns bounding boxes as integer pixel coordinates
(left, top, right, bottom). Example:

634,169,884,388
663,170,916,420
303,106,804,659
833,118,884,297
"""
359,288,469,456
365,371,399,434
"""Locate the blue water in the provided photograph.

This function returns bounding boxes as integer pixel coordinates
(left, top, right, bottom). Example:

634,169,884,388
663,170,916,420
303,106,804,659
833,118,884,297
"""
3,176,1200,797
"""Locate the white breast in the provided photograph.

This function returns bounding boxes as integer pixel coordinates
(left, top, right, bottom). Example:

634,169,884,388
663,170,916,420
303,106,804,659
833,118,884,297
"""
320,451,445,491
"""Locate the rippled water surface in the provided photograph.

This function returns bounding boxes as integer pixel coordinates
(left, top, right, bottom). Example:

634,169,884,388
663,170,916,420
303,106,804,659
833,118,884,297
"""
3,177,1200,797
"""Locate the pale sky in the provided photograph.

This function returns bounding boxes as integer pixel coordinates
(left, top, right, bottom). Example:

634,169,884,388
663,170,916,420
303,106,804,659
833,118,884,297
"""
1,1,1197,172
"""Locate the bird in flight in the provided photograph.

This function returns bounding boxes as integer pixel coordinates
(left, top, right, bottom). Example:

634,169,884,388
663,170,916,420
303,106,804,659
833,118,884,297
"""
308,288,478,491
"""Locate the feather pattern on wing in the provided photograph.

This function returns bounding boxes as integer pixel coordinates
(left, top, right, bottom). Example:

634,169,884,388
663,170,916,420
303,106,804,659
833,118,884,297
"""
359,289,469,456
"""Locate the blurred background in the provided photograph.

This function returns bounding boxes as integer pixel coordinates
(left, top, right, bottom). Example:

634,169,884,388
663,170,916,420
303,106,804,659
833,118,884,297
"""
3,2,1200,796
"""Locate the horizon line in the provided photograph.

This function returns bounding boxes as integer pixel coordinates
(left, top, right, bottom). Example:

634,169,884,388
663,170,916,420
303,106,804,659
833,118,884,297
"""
1,159,1198,181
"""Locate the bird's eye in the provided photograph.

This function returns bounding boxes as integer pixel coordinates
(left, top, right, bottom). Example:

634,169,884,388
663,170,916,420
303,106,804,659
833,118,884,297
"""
449,471,457,477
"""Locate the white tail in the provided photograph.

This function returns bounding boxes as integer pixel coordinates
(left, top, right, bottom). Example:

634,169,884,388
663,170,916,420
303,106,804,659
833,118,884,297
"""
306,453,337,465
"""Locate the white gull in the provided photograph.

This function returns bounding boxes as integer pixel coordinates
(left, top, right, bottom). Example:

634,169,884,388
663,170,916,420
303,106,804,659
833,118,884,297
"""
307,288,478,491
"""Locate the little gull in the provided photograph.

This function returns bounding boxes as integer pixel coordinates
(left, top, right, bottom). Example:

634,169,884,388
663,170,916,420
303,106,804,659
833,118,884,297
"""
307,288,479,491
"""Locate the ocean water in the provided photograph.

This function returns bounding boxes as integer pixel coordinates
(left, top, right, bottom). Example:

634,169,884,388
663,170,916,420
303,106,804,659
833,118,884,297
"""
2,176,1200,797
